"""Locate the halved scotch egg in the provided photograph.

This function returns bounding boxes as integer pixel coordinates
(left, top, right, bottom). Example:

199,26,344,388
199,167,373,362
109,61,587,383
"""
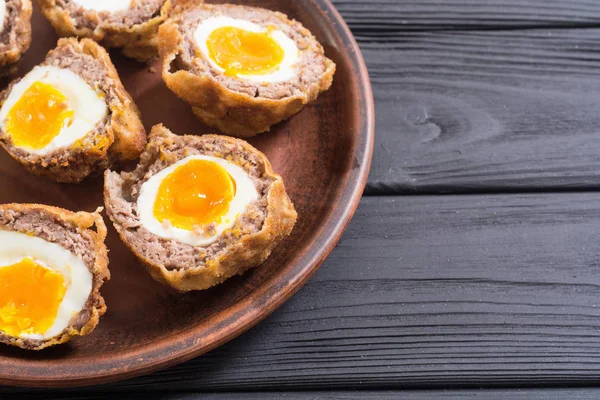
104,124,297,292
0,0,32,76
0,38,146,183
35,0,173,61
0,204,109,350
158,2,336,137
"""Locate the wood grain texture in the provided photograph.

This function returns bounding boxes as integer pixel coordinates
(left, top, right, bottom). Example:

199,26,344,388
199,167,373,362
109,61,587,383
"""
332,0,600,31
361,28,600,193
5,194,600,393
6,389,600,400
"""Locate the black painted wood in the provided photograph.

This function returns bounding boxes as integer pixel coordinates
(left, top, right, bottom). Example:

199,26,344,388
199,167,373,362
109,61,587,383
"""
332,0,600,32
6,389,600,400
5,194,600,393
338,0,600,194
361,28,600,194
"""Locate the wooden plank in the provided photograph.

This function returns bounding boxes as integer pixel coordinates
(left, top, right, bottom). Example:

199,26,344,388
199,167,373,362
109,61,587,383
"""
6,389,600,400
360,29,600,193
332,0,600,31
5,193,600,393
183,391,600,400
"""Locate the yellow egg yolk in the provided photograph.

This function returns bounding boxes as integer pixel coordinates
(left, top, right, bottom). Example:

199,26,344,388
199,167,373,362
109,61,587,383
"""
207,26,285,76
0,258,66,337
154,159,236,231
6,81,74,150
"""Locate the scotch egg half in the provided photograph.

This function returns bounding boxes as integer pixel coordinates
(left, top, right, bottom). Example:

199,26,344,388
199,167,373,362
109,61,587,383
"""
194,16,300,83
137,155,259,247
0,230,92,341
0,65,107,155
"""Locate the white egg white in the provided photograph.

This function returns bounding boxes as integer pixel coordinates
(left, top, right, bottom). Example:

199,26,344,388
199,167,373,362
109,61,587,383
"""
71,0,132,13
194,16,300,83
137,155,259,247
0,65,108,155
0,0,6,32
0,230,93,340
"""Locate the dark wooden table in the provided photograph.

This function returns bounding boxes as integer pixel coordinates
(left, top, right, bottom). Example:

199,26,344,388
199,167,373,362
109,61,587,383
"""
6,0,600,398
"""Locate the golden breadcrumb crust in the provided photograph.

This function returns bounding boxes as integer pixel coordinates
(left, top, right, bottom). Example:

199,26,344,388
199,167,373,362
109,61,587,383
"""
158,3,336,137
0,0,32,76
35,0,174,61
0,38,146,183
0,203,110,351
105,124,298,292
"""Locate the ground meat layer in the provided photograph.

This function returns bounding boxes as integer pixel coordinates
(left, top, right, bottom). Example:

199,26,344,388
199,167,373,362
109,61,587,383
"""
54,0,165,30
0,0,24,48
173,3,331,100
0,0,31,74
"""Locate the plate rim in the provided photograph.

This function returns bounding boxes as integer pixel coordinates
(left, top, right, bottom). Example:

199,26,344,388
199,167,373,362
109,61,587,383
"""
0,0,375,388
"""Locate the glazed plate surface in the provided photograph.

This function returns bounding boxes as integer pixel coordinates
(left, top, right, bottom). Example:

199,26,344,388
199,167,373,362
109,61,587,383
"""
0,0,374,387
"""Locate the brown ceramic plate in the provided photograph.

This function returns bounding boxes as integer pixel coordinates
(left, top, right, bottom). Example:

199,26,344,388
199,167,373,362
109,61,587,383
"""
0,0,374,388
